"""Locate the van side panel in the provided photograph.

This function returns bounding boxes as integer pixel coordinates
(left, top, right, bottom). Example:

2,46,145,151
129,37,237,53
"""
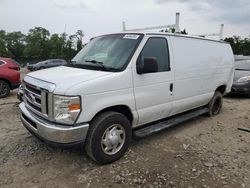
170,36,234,116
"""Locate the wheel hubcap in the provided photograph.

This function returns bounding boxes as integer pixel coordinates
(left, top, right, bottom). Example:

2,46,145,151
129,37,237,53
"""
101,124,125,155
0,82,8,96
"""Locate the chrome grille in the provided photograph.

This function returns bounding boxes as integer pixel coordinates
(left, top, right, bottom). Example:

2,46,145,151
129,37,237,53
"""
22,76,56,120
23,82,48,118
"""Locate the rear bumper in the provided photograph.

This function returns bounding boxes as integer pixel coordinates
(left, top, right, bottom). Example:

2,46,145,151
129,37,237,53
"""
19,102,89,146
231,82,250,95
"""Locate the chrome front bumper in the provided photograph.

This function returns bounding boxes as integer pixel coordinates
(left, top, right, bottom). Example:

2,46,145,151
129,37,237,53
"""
19,102,89,144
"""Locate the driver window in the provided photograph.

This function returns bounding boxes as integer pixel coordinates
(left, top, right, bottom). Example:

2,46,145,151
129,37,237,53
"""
140,37,170,72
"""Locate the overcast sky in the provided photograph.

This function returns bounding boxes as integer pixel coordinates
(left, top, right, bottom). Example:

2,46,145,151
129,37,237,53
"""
1,0,250,42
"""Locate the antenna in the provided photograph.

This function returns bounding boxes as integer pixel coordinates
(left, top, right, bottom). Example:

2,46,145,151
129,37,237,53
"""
122,12,181,33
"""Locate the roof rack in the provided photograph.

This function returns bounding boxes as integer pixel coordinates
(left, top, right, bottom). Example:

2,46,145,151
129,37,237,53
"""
122,12,181,33
191,24,224,40
122,13,224,40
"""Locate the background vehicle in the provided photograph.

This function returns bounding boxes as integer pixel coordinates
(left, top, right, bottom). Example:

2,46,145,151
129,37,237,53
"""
0,57,21,98
231,60,250,96
19,32,234,164
27,63,35,71
32,59,67,71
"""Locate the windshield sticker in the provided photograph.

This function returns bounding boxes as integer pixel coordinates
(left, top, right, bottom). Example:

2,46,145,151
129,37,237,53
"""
123,34,140,40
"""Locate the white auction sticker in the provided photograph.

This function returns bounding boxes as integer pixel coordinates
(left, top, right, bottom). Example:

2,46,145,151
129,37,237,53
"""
123,34,140,39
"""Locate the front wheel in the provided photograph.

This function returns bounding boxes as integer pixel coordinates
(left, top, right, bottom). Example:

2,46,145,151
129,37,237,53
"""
0,80,10,98
208,91,223,116
85,111,132,164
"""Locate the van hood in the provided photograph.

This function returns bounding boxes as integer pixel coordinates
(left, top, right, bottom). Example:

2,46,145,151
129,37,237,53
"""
26,66,112,94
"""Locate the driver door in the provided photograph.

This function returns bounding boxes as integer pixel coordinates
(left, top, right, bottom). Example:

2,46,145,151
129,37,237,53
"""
132,36,174,126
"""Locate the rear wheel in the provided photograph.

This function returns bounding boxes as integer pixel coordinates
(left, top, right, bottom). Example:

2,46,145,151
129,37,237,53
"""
208,91,223,116
85,111,132,164
0,80,10,98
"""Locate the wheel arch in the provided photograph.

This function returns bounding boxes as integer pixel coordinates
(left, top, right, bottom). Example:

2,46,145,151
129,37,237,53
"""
0,78,11,88
91,105,134,124
215,85,226,95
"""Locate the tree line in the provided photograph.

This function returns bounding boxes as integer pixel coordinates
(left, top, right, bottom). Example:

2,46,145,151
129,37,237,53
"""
224,36,250,56
0,27,84,65
0,26,250,65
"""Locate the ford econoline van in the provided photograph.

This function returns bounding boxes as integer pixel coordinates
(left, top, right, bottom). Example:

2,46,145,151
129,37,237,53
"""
20,32,234,164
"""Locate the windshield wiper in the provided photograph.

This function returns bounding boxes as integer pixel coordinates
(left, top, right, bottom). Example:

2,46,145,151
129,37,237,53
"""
66,60,118,71
66,63,86,68
64,60,76,66
235,68,250,71
85,60,108,71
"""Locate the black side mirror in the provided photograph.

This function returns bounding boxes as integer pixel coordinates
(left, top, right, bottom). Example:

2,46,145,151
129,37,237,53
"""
137,57,158,74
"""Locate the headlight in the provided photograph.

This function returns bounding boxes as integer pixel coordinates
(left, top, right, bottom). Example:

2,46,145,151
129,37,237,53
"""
53,95,81,124
237,76,250,83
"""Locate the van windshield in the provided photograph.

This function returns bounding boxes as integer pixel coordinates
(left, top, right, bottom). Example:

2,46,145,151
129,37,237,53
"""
71,34,143,71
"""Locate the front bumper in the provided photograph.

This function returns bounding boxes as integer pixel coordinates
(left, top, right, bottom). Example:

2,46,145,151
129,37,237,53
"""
17,88,23,102
231,82,250,95
19,102,89,146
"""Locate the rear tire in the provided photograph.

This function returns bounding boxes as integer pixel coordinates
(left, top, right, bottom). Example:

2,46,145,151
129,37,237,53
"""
0,80,10,98
85,111,132,164
208,91,223,116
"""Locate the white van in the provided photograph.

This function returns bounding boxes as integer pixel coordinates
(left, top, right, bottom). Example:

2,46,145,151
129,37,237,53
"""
19,32,234,164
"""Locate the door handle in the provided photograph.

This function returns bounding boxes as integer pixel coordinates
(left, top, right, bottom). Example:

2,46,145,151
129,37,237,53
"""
170,83,173,92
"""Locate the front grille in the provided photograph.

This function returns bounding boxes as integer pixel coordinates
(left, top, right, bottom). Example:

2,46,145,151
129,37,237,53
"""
26,84,41,95
26,99,41,112
23,82,49,119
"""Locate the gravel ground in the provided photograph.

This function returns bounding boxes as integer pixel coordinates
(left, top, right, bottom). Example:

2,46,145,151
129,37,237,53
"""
0,69,249,188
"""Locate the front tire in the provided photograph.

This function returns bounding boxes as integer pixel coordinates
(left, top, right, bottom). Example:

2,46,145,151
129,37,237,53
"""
0,80,10,98
208,91,223,116
85,111,131,164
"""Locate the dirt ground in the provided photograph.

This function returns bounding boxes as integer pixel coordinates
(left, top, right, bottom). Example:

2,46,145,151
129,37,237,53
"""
0,70,249,188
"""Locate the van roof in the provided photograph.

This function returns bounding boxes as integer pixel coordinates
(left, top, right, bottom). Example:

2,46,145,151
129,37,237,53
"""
107,31,228,44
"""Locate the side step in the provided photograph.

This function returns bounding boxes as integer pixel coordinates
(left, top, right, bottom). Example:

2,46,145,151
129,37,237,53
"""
133,107,209,138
